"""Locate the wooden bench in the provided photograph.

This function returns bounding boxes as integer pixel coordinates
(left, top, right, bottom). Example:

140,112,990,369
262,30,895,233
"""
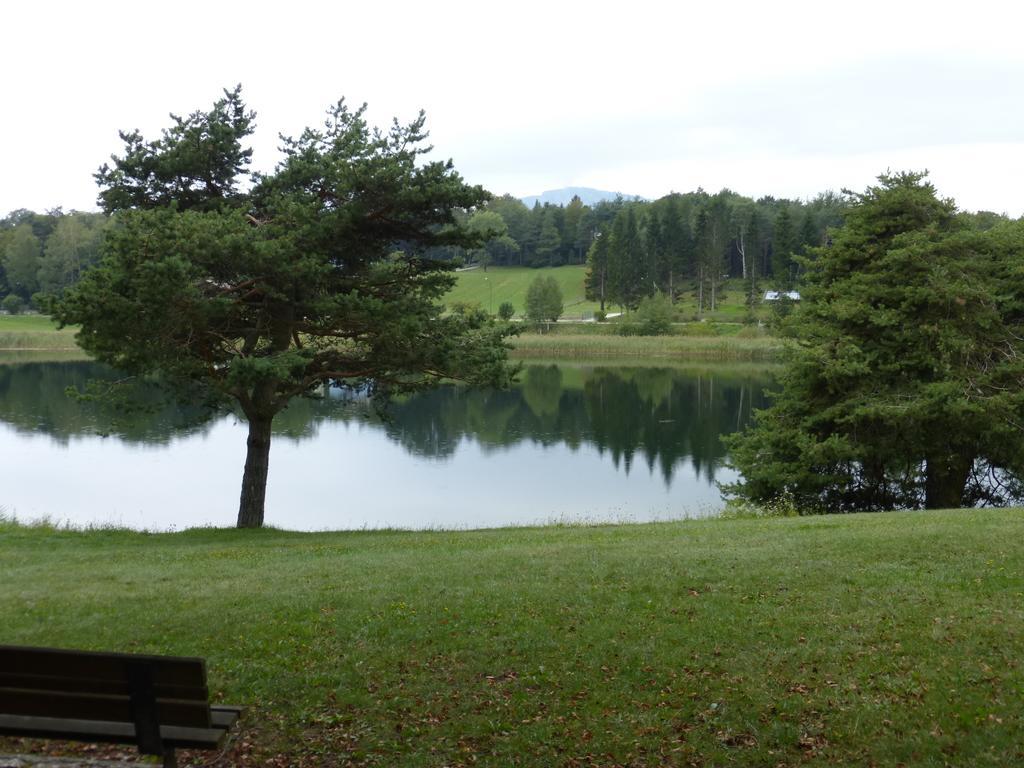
0,645,242,768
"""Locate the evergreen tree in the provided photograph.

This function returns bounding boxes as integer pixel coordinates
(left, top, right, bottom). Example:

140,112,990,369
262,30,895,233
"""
644,208,667,294
727,172,1024,511
56,88,514,528
795,210,819,277
692,206,712,314
660,194,692,301
607,207,646,310
705,194,731,310
584,226,610,312
563,195,587,263
771,208,797,287
744,209,764,308
535,208,562,266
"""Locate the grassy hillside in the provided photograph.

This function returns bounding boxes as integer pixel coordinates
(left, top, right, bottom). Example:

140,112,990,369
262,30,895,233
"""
446,265,601,319
447,266,772,323
2,510,1022,766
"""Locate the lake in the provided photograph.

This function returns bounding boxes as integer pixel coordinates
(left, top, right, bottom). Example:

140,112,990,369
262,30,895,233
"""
0,357,774,530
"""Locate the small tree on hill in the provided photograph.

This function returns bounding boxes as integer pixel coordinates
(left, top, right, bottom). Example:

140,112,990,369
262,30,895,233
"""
55,87,515,528
525,275,563,329
497,301,515,321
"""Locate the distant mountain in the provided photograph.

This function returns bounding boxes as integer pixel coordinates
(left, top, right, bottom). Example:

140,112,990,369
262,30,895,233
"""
520,187,644,208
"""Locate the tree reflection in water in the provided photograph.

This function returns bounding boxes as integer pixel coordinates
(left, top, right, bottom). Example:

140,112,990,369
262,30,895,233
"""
0,360,772,485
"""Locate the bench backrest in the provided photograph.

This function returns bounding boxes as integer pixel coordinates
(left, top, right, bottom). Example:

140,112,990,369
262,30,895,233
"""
0,645,212,753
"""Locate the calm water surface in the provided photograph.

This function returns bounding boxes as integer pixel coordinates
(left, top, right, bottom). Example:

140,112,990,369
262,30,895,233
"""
0,358,773,530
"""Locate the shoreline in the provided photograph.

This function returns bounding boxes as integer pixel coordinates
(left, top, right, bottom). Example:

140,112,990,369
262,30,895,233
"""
510,331,784,360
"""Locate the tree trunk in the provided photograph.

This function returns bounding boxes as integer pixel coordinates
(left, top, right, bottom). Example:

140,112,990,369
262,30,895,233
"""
738,232,747,280
924,453,972,509
237,413,274,527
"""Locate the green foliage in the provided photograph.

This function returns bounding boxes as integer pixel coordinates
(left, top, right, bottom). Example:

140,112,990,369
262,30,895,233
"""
618,292,674,336
525,275,563,326
3,225,41,297
497,301,515,321
635,292,674,334
607,206,646,310
466,210,517,269
55,88,515,527
0,211,106,304
533,209,563,266
37,213,106,295
771,207,796,287
1,294,26,315
584,227,610,310
727,171,1024,512
95,85,255,214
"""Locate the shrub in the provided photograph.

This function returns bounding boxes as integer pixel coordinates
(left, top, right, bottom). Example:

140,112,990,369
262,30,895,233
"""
2,294,26,315
447,300,486,321
634,293,674,335
616,293,675,336
497,302,515,321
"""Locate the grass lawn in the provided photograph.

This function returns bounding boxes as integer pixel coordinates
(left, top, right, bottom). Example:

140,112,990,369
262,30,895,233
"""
447,265,602,319
448,267,774,324
2,510,1022,766
0,314,79,350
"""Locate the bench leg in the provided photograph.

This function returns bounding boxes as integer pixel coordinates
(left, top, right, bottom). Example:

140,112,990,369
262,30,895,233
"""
162,748,178,768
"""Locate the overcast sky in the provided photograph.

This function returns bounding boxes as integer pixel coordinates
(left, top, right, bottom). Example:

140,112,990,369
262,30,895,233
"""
4,0,1022,216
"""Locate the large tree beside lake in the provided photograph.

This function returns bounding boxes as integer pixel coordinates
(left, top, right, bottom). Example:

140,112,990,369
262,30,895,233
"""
727,172,1024,511
55,87,514,528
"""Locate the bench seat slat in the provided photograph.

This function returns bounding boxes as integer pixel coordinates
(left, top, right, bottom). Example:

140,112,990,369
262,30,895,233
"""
0,672,207,701
0,646,206,688
0,688,212,728
0,713,231,749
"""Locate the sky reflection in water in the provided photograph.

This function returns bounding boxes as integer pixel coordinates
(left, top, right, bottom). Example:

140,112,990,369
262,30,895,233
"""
0,359,772,531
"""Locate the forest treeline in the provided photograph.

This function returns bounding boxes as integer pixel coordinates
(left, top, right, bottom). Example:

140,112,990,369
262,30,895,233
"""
0,208,105,313
0,189,1013,315
431,189,1015,313
454,190,844,312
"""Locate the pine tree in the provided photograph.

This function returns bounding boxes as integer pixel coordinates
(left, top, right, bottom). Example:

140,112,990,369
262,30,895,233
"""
692,207,710,314
727,172,1024,511
584,226,610,312
56,88,514,528
771,208,797,287
644,209,667,294
660,194,692,302
535,208,562,267
607,207,646,310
